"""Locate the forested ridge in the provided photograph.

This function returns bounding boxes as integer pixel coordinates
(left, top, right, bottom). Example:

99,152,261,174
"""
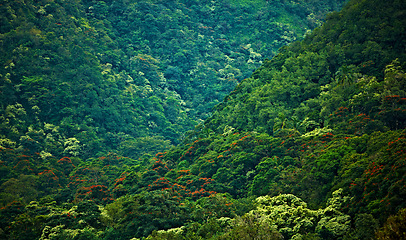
1,0,406,239
0,0,344,159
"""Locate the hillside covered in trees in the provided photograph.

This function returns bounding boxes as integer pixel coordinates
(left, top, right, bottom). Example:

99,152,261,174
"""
0,0,345,159
1,0,406,239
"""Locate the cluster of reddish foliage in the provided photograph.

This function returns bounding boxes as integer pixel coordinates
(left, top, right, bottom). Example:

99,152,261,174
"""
58,157,76,174
178,169,190,174
146,157,219,201
65,212,76,219
75,184,113,203
380,95,406,113
360,60,374,68
114,173,128,186
148,177,172,191
321,132,334,139
329,106,349,118
179,139,214,161
148,177,217,201
58,156,74,165
384,95,401,100
388,137,405,147
198,177,214,187
364,162,384,178
386,136,406,154
228,135,251,149
176,170,191,181
155,152,166,158
67,167,92,189
349,181,357,189
68,177,87,189
38,169,59,180
190,188,216,199
13,159,34,172
346,113,376,135
179,146,195,161
346,134,406,214
151,159,170,175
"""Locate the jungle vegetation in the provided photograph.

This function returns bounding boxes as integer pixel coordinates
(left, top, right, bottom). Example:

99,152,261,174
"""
1,0,405,239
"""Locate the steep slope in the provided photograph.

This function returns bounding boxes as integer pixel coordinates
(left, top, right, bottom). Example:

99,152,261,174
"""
0,0,346,161
172,0,406,207
203,0,406,135
1,0,406,239
136,0,406,238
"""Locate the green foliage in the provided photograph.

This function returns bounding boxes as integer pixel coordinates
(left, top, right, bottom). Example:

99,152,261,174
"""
247,189,351,239
0,0,344,160
0,174,39,206
375,208,406,240
217,214,283,240
344,213,378,240
205,0,406,136
2,0,406,239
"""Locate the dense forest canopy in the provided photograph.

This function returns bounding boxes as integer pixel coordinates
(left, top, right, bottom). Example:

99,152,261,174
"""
1,0,406,239
0,0,346,160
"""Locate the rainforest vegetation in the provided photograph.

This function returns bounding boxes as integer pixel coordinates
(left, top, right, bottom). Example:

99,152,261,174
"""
1,0,405,239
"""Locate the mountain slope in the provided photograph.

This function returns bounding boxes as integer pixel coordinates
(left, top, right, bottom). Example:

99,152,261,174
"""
2,0,406,239
138,0,406,238
203,0,406,136
0,0,347,161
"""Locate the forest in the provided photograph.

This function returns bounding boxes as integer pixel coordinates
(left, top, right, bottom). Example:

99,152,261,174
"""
0,0,405,239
